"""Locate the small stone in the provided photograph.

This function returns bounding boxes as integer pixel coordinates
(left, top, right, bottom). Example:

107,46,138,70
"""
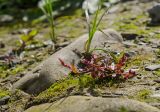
155,87,160,90
0,41,5,48
56,41,71,48
138,42,147,45
125,51,136,57
150,94,160,98
154,80,160,83
0,96,10,105
1,105,9,111
123,41,136,48
0,14,13,23
43,40,53,46
121,33,139,40
148,4,160,24
149,103,160,109
145,64,160,71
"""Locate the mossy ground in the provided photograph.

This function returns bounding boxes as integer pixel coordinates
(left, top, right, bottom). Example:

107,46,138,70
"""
0,65,25,78
0,89,10,98
34,75,95,101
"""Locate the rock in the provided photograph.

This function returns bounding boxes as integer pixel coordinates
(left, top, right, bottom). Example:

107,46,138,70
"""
25,96,160,112
55,41,71,48
121,32,143,40
122,41,136,48
0,41,5,48
150,103,160,109
125,51,136,57
43,40,54,47
0,14,13,23
0,96,10,105
12,29,123,94
145,64,160,71
150,94,160,98
0,105,9,111
154,80,160,83
148,4,160,24
150,38,160,48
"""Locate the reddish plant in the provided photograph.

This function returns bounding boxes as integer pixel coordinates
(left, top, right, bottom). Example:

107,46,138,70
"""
59,52,136,80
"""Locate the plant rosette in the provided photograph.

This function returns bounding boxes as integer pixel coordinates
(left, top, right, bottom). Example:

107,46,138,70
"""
59,51,136,81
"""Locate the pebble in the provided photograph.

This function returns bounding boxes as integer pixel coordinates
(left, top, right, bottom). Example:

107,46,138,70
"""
150,94,160,98
0,105,9,111
0,96,10,105
145,64,160,71
148,4,160,23
155,87,160,91
0,41,5,48
0,15,13,23
121,33,138,40
56,41,71,48
125,51,136,57
123,41,136,48
154,80,160,83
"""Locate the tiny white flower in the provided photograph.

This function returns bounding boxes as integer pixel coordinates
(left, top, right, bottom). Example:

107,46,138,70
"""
110,62,115,70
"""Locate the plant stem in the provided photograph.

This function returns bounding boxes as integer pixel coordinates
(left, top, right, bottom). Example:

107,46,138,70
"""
41,0,56,43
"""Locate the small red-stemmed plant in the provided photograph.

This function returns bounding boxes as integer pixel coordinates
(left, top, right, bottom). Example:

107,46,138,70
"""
59,52,136,80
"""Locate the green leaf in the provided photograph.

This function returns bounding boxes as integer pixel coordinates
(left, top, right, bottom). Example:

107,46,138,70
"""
20,29,38,42
29,29,38,37
109,52,118,63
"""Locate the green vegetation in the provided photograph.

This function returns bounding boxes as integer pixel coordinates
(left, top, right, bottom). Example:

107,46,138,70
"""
84,3,109,53
34,74,123,104
39,0,56,43
0,89,10,98
155,49,160,58
154,69,160,76
20,29,38,42
135,89,152,102
36,75,95,100
0,65,25,78
126,54,153,69
120,107,129,112
132,89,160,104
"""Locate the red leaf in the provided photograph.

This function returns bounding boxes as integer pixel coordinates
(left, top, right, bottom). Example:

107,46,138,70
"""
58,58,71,69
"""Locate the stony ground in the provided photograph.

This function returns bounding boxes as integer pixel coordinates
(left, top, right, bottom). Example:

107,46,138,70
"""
0,0,160,112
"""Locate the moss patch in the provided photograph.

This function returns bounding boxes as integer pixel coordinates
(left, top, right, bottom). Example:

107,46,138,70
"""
131,89,160,105
0,89,10,98
153,70,160,77
36,75,95,101
0,65,25,78
136,89,152,100
125,54,153,71
119,106,129,112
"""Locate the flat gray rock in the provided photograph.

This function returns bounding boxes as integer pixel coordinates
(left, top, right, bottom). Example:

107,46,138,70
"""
145,64,160,71
12,29,123,94
25,96,160,112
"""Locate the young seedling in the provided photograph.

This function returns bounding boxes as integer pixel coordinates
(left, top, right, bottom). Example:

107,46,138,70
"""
39,0,56,43
84,2,110,53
